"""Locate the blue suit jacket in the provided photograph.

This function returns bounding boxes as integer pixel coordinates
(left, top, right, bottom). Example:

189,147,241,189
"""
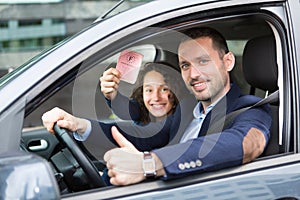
90,83,272,179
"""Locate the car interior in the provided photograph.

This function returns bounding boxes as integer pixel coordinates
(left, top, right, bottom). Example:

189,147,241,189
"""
20,10,289,195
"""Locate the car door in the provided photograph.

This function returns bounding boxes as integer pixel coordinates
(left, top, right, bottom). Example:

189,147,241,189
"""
55,0,299,199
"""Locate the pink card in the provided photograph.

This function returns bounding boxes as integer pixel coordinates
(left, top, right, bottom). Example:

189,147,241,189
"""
116,50,144,84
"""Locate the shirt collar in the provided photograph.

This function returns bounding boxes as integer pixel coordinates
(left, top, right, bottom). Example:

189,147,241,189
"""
193,93,226,119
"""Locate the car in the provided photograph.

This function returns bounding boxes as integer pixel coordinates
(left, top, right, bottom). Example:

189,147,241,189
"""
1,0,300,199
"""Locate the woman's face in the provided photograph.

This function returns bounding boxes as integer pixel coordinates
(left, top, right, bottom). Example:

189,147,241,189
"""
143,70,174,121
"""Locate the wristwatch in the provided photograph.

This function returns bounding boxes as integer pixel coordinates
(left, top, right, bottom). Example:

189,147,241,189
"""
142,151,156,178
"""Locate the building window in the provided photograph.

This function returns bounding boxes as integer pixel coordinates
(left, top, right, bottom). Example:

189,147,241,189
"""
18,19,42,27
0,21,9,28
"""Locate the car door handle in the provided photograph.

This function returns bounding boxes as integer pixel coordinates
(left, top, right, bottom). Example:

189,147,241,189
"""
28,139,48,151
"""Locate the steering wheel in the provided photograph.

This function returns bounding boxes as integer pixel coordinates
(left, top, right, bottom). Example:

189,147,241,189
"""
53,123,106,188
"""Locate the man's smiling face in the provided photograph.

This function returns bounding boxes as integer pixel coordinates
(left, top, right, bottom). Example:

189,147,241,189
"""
178,37,233,108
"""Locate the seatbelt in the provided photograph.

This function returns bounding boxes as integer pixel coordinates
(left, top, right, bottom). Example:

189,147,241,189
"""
206,90,279,135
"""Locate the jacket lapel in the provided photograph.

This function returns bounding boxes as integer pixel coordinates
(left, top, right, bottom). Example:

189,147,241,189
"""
199,84,242,136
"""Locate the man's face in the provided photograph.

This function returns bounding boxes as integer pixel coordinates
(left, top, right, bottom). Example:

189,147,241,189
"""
178,37,233,106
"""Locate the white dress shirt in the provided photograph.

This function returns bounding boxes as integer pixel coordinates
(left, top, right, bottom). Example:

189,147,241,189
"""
180,102,215,143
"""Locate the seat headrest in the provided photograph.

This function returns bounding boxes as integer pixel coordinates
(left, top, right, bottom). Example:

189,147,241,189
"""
242,35,278,92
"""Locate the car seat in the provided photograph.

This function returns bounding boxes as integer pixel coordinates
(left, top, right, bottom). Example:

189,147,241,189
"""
242,35,281,156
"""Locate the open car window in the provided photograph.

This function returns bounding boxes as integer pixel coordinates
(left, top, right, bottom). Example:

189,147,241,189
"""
23,44,156,128
21,4,292,197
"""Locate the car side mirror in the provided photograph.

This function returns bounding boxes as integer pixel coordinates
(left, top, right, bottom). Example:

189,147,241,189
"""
0,151,60,200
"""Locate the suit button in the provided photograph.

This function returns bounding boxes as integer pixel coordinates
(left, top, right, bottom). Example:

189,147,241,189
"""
178,163,185,170
190,161,196,168
184,162,190,169
196,159,202,167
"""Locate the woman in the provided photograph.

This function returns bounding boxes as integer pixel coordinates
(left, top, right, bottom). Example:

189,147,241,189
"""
100,61,188,185
100,62,187,125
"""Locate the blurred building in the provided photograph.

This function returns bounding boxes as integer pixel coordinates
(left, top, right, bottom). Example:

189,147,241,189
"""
0,0,147,75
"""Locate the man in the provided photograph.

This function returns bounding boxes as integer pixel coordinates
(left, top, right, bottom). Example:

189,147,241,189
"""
42,27,272,186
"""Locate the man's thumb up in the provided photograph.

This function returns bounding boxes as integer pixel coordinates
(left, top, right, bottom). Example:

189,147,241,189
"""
111,126,138,152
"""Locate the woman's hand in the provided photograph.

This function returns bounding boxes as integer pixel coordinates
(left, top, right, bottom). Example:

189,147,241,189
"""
100,68,121,100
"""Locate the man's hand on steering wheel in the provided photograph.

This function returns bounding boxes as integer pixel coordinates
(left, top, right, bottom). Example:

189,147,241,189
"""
53,124,106,188
42,107,106,188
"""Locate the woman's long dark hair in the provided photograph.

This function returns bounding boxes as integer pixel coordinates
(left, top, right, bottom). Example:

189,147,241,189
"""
130,62,186,124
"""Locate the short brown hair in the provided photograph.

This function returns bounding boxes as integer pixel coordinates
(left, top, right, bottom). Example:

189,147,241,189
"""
180,27,229,59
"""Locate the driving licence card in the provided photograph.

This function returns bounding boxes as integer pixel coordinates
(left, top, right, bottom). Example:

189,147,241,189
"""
116,50,144,84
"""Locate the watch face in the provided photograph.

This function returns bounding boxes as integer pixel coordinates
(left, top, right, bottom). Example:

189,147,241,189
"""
143,159,156,174
143,152,156,177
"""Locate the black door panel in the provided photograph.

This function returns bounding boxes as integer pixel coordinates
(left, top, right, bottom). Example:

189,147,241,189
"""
22,127,59,160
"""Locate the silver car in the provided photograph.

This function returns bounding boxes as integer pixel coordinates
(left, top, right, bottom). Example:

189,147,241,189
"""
0,0,299,199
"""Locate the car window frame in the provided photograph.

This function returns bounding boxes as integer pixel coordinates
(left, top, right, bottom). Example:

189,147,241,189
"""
17,1,297,198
